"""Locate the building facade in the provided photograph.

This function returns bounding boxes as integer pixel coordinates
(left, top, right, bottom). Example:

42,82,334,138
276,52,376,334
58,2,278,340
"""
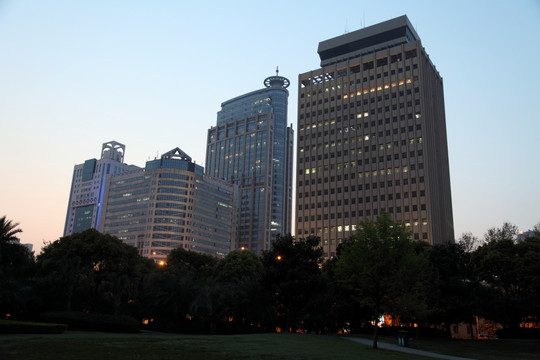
205,72,294,253
99,147,238,262
64,141,138,236
296,15,454,258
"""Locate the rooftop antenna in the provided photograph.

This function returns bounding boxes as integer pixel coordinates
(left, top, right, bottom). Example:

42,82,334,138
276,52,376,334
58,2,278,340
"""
363,10,366,28
345,18,349,33
276,66,279,76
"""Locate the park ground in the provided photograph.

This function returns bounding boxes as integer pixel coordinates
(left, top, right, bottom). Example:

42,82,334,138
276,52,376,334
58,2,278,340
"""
1,331,539,360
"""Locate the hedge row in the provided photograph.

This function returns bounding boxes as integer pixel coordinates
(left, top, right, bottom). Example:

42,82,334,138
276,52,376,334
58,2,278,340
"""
39,311,140,333
496,328,540,339
0,319,67,334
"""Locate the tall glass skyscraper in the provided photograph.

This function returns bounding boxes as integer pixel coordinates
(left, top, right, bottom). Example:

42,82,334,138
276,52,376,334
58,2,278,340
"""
206,71,294,253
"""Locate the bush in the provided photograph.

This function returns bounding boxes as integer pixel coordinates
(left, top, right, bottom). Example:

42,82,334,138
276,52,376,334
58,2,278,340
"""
496,327,540,339
0,319,67,334
39,311,140,333
352,325,447,338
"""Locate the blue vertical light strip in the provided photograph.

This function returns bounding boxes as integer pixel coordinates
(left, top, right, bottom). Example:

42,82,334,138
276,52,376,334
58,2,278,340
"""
63,168,77,236
95,161,107,230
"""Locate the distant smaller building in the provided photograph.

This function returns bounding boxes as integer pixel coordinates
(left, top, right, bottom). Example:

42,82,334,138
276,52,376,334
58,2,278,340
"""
99,147,239,262
64,141,139,236
8,237,33,253
517,230,536,243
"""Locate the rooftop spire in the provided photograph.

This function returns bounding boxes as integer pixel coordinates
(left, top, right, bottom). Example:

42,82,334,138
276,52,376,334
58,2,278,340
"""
264,67,290,89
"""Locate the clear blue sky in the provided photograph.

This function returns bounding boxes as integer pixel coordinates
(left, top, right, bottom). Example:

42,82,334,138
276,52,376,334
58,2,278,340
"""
1,0,539,253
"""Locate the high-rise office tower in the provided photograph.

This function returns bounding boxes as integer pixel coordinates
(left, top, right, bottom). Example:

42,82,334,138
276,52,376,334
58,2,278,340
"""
206,71,294,253
99,147,239,262
64,141,138,236
296,15,454,258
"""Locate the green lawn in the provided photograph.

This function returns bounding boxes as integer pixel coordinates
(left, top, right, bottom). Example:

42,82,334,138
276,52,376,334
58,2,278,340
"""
404,336,540,360
0,332,432,360
0,331,538,360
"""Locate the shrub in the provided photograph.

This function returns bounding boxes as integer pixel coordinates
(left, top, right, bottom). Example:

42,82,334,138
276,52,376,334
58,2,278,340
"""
0,319,67,334
39,311,140,333
496,327,540,339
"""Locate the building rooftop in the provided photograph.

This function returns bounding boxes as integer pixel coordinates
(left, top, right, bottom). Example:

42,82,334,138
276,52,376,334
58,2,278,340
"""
317,15,419,66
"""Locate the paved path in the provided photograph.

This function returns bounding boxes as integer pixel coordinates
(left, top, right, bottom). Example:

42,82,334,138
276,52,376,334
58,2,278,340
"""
345,337,477,360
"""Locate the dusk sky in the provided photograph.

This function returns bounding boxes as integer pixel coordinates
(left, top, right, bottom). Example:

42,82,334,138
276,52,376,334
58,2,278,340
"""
1,0,539,253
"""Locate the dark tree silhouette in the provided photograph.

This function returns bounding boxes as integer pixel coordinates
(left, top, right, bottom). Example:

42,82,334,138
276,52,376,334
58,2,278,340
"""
334,213,429,349
0,216,22,243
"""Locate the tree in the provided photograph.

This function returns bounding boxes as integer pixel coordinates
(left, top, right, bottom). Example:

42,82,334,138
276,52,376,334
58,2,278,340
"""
0,218,36,319
472,233,540,329
427,243,478,337
334,213,430,349
458,232,480,253
0,216,22,243
484,222,518,244
0,239,36,319
214,249,262,283
516,237,540,320
261,234,330,333
533,222,540,238
166,247,218,283
36,229,152,314
213,249,266,333
139,269,197,331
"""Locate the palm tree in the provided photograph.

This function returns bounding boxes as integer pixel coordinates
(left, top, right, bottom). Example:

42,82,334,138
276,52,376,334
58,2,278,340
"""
0,216,22,243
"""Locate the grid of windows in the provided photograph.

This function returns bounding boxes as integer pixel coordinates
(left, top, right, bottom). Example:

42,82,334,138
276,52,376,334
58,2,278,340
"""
100,153,238,262
296,20,454,258
206,79,293,253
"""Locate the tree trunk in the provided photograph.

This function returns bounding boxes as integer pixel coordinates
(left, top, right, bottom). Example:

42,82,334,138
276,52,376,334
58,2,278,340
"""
372,319,379,349
65,283,75,312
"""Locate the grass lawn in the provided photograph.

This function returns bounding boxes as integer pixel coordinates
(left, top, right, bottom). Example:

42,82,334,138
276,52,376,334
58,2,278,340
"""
405,336,540,360
0,331,538,360
0,331,434,360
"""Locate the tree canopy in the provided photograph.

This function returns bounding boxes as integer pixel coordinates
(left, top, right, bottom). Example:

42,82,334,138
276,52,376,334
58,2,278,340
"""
334,212,430,348
2,214,539,339
36,229,153,313
0,215,22,243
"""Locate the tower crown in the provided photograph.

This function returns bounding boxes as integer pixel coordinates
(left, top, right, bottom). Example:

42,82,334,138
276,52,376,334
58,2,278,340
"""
264,67,290,89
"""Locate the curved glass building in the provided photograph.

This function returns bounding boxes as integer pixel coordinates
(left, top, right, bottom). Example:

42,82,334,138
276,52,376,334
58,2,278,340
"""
206,71,294,253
